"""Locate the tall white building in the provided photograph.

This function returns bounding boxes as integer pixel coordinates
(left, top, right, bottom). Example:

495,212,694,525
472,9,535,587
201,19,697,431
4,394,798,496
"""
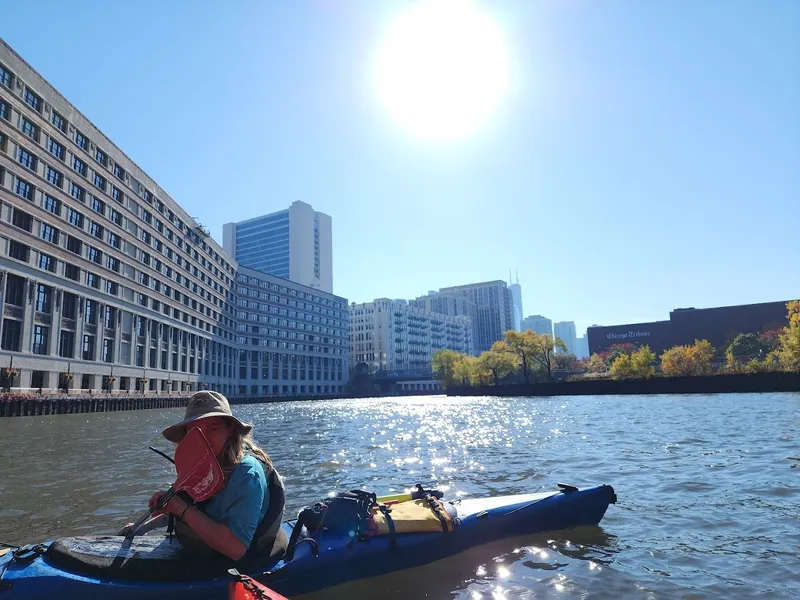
522,315,552,337
509,273,523,332
349,298,472,373
223,200,332,293
554,321,577,355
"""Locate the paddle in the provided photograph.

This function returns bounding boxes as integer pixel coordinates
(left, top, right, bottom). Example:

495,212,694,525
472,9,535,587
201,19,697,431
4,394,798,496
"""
126,427,224,537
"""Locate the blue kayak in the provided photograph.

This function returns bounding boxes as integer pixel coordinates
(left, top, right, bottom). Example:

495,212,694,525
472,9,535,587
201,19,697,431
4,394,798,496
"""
0,483,616,598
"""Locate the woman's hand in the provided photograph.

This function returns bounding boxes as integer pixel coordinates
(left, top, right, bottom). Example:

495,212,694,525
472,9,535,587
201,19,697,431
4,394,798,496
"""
148,491,189,517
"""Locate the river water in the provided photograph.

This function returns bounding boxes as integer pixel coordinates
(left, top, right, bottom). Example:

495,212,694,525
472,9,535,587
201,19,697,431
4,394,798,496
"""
1,393,798,599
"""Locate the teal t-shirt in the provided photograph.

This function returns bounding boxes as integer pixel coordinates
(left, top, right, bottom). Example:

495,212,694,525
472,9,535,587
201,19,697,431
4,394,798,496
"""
200,455,269,547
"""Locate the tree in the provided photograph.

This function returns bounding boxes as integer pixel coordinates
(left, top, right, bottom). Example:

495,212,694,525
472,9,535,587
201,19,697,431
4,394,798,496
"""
453,355,477,386
773,301,800,372
432,349,463,389
611,345,655,379
505,330,566,382
552,353,581,372
726,333,765,371
476,341,518,385
606,343,636,367
660,339,716,377
586,353,608,374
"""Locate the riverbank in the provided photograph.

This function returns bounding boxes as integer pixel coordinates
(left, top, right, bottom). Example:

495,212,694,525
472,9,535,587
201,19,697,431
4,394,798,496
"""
447,371,800,397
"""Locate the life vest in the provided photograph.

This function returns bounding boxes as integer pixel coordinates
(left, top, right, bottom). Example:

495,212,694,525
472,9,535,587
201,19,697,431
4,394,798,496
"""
175,453,285,559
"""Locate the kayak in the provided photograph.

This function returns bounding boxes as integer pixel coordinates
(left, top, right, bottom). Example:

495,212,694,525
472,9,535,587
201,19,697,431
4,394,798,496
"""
0,483,616,599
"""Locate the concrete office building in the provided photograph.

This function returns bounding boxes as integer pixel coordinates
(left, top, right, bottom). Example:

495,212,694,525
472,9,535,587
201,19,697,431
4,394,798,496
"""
0,40,347,396
349,298,472,372
554,321,577,355
223,201,333,294
521,314,553,337
432,281,514,354
576,334,589,359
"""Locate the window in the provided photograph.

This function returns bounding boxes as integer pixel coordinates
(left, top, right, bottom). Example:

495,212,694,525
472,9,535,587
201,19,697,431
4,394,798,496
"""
88,246,102,264
95,147,107,166
20,117,38,140
0,63,13,88
114,163,125,181
0,97,9,120
24,89,42,112
12,208,33,232
64,263,80,281
108,232,120,249
91,196,105,214
68,208,84,228
102,338,114,363
59,330,74,358
17,147,37,170
82,335,95,360
15,178,33,200
48,138,66,160
106,280,118,295
4,274,25,306
8,241,30,262
41,223,59,244
87,272,99,288
46,166,63,187
89,221,103,239
109,208,122,226
66,235,82,255
39,252,56,272
139,272,150,286
52,110,66,132
75,131,88,150
112,186,123,203
72,156,87,176
35,284,52,313
70,182,85,202
93,172,106,191
1,319,22,352
141,230,151,244
107,255,120,272
139,293,148,307
142,209,152,225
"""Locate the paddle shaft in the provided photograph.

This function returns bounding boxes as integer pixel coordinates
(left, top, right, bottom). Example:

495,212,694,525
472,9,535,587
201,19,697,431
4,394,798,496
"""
127,486,177,537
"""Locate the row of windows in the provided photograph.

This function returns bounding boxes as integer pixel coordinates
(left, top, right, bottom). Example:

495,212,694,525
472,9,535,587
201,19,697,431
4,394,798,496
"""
0,59,235,290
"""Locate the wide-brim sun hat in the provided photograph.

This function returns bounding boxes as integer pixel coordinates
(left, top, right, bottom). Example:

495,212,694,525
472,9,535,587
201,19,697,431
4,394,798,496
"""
162,391,252,443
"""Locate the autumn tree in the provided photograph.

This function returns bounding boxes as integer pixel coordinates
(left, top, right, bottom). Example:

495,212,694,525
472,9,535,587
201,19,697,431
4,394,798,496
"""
610,345,655,380
432,349,463,389
726,333,765,371
453,355,477,387
772,300,800,372
586,353,608,374
476,341,518,385
552,353,581,372
660,339,716,377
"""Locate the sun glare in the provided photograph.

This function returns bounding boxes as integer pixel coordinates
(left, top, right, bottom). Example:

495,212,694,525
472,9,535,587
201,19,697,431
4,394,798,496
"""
373,0,510,142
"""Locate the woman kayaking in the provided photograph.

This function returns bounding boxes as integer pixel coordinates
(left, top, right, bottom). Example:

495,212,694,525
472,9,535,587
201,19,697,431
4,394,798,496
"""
118,391,286,562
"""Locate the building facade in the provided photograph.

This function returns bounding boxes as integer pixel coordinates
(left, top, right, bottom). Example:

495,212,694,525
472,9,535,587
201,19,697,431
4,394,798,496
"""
509,279,523,332
587,300,793,356
575,334,589,359
433,281,514,354
521,314,553,337
349,298,472,373
223,200,333,293
0,40,347,396
554,321,577,355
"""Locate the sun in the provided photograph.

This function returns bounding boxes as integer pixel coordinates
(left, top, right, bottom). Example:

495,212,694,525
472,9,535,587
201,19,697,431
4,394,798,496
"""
373,0,510,142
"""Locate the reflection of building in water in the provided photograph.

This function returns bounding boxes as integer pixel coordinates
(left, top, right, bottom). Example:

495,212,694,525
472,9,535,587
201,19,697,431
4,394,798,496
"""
587,301,792,356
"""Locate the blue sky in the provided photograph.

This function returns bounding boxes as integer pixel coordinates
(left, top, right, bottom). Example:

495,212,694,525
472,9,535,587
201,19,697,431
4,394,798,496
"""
3,0,798,335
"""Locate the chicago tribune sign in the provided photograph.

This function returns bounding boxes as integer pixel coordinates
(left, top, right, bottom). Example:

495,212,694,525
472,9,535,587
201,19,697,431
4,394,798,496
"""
607,331,652,341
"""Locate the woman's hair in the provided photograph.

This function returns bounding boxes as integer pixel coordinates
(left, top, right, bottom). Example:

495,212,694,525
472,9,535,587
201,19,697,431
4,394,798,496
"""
220,420,272,477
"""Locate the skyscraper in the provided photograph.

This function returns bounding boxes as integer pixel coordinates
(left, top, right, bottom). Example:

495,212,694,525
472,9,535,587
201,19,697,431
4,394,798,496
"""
576,334,590,359
433,281,514,354
554,321,578,355
508,271,523,332
223,200,332,293
521,315,553,337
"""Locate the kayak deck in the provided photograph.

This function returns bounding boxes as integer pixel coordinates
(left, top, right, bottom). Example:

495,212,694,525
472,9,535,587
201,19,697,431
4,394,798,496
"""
0,484,616,598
